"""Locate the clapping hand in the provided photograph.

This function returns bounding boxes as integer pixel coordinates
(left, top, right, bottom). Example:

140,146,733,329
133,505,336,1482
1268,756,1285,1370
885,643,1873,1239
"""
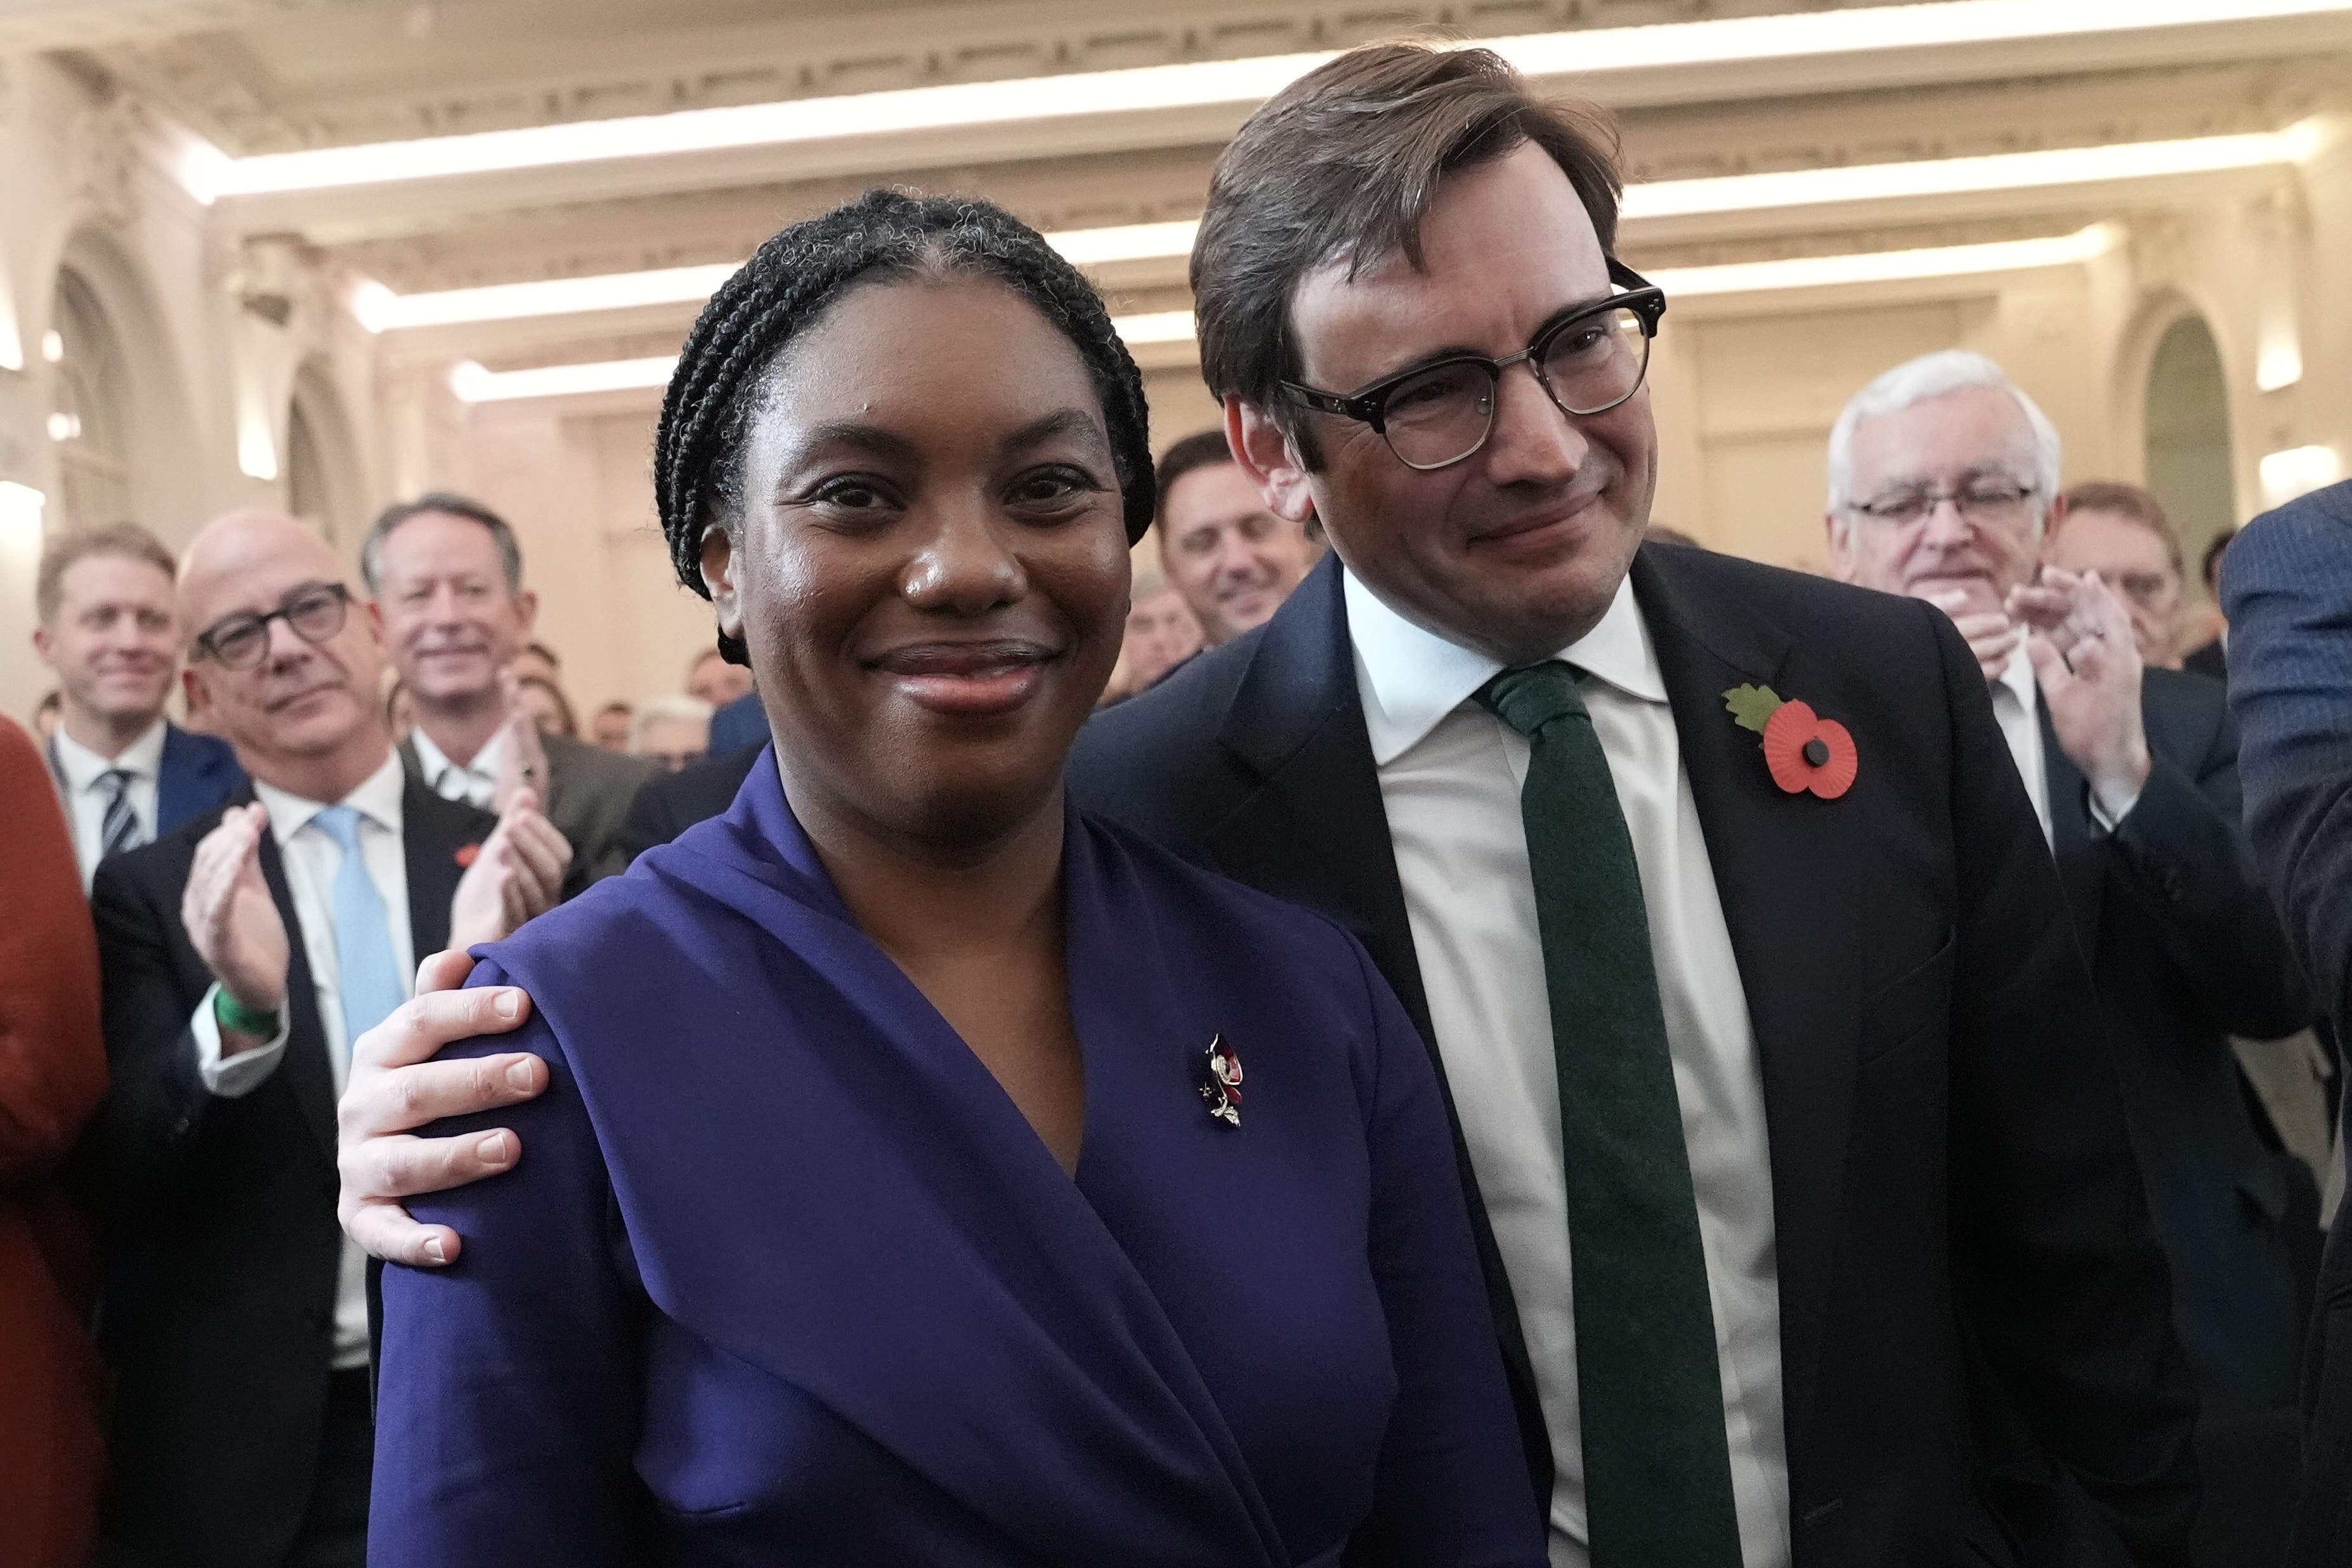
1922,589,2023,683
448,786,573,950
2011,566,2151,816
180,802,290,1054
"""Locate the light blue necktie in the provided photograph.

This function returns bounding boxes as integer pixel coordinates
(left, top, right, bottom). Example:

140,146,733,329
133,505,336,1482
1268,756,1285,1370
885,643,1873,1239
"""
311,805,405,1050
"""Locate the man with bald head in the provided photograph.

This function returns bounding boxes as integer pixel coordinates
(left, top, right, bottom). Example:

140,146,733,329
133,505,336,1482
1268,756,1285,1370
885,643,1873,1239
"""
83,510,570,1567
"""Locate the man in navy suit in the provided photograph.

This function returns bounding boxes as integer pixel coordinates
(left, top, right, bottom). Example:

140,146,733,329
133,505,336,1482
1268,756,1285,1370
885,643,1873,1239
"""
1827,351,2312,1566
30,521,242,889
334,43,2195,1568
2223,478,2352,1568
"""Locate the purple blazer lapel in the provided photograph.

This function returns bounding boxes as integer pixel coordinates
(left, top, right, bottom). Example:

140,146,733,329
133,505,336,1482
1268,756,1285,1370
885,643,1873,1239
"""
483,751,1284,1567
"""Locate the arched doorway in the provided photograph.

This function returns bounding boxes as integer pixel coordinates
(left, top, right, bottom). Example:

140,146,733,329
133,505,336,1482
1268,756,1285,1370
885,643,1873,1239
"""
285,361,365,547
2143,315,2237,569
48,268,135,529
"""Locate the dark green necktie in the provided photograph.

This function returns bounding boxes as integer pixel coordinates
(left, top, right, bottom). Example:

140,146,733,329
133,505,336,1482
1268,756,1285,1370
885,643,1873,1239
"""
1480,660,1742,1567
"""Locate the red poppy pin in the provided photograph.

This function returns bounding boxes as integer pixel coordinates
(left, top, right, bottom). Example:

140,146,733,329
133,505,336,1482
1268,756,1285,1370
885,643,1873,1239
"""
1723,684,1859,800
454,842,482,868
1198,1035,1244,1128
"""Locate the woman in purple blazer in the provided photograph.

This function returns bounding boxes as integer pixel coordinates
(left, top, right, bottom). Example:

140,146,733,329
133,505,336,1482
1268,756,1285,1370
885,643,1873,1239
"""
369,192,1545,1567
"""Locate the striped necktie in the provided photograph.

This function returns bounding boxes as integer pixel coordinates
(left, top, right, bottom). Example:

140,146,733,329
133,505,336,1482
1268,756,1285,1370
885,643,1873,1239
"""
98,768,145,859
1479,660,1742,1567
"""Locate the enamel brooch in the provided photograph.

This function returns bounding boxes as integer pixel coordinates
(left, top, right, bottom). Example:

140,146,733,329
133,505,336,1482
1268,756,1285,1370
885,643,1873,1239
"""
1198,1035,1245,1128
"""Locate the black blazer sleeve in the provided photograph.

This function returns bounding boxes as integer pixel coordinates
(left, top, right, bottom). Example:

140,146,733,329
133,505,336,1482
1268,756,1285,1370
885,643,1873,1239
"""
85,851,218,1210
2101,692,2311,1042
1933,607,2200,1564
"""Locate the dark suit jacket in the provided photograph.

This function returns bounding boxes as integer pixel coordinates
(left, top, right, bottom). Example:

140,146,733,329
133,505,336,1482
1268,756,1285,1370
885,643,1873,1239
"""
399,729,653,898
2182,638,2228,686
2221,479,2352,1568
84,776,493,1568
2035,672,2311,1420
707,689,768,757
1069,546,2198,1568
155,723,244,836
0,715,107,1568
615,743,761,865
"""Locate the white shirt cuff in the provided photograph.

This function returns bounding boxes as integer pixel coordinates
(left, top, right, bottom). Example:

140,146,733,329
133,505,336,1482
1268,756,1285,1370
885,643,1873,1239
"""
2087,781,2143,834
192,981,293,1098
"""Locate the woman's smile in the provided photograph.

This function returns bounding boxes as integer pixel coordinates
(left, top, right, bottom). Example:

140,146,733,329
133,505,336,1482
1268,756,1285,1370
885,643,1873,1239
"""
870,637,1062,716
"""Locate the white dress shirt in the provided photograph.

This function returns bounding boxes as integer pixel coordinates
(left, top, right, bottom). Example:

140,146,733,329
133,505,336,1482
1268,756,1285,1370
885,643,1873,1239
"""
49,717,167,890
409,724,506,812
1345,568,1791,1568
188,751,415,1369
1987,644,2138,840
1989,648,2054,846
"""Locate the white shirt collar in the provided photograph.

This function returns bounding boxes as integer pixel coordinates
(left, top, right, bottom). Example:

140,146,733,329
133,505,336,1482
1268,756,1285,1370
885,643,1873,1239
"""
1994,641,2039,714
408,723,505,793
51,717,169,790
1345,565,1667,766
252,750,408,846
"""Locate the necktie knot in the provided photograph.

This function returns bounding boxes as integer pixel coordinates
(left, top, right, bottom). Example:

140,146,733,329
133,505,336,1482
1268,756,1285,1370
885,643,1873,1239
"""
312,804,363,854
1478,660,1590,740
99,767,133,799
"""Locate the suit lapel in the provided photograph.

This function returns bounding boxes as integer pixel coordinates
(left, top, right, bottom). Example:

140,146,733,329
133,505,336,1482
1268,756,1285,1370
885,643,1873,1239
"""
1630,549,1875,1455
247,792,341,1168
2036,703,2106,957
1200,552,1557,1494
1203,555,1435,1044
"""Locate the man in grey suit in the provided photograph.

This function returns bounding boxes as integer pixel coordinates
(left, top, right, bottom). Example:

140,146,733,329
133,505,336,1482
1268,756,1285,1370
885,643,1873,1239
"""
363,494,654,896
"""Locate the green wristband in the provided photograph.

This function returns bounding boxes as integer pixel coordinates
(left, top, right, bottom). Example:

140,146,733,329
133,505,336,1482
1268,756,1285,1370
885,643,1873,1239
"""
213,988,282,1038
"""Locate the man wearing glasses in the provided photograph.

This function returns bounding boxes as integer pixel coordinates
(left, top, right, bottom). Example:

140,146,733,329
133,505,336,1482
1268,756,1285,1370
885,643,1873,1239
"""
82,510,568,1568
1826,351,2313,1565
332,43,2195,1568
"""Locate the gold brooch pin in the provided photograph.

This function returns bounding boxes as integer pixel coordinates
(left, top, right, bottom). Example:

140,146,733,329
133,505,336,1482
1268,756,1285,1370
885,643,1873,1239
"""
1198,1035,1244,1128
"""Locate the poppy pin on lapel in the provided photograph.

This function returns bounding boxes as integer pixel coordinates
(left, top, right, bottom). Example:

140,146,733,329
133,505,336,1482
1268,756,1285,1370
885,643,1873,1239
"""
1198,1035,1244,1128
454,842,482,868
1723,684,1859,800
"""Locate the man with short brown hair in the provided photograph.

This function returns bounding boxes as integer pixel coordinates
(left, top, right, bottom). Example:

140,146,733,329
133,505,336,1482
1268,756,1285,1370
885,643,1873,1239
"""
1153,429,1319,646
30,522,242,887
2049,481,2191,669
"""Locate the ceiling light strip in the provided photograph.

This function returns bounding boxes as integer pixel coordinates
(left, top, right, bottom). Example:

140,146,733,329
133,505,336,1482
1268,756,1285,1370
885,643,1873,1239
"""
451,307,1196,399
1623,130,2308,219
1648,224,2120,296
450,228,2123,396
369,120,2296,333
197,0,2352,200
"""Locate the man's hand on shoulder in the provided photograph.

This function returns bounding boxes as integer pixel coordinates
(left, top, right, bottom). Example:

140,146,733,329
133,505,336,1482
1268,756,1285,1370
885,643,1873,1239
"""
337,948,547,1266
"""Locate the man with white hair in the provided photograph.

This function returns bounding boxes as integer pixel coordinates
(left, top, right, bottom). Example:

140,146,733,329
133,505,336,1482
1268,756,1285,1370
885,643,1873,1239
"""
1827,351,2314,1565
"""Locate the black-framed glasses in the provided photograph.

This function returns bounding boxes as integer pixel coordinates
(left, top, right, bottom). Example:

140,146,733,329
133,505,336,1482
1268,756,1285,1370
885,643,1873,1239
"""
1845,484,2040,528
1281,258,1668,472
193,582,351,670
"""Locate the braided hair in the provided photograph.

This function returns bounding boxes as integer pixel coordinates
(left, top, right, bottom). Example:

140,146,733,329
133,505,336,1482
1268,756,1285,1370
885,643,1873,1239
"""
653,190,1156,663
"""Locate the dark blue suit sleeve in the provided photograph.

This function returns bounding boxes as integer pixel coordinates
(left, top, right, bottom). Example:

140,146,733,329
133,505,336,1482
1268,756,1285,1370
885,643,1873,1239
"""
2104,707,2312,1041
2225,493,2352,1039
369,963,646,1567
1342,939,1550,1568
